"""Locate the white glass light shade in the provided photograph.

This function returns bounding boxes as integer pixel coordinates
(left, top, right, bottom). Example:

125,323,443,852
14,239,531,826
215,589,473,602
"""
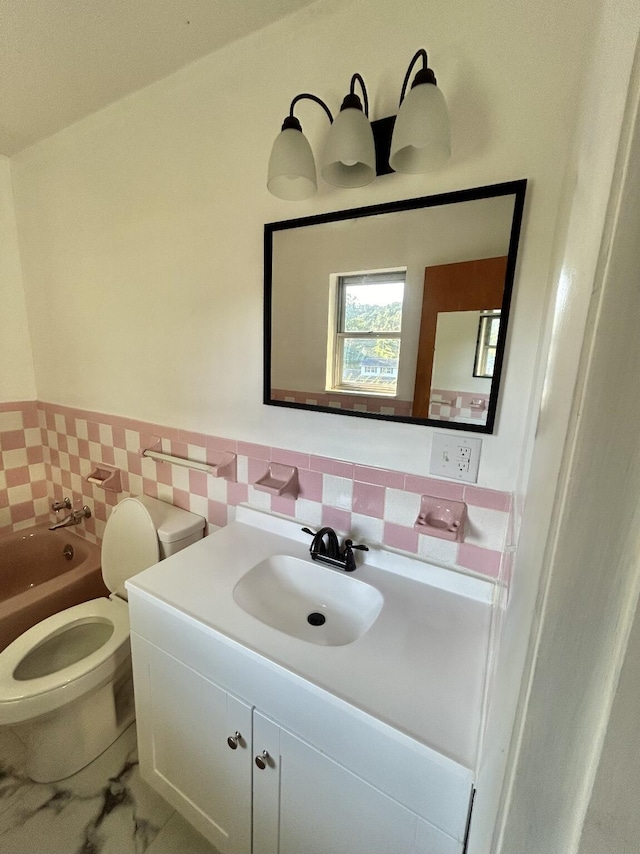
267,127,317,200
389,82,451,174
320,108,376,188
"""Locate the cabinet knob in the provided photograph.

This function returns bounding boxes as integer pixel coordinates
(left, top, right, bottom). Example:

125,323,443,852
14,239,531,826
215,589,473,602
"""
255,750,270,770
227,732,243,750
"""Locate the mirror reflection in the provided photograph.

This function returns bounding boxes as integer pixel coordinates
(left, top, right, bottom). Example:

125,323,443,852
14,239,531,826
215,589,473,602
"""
264,181,526,432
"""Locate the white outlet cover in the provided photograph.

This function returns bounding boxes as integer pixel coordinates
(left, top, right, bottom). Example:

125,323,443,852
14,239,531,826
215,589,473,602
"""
429,433,482,483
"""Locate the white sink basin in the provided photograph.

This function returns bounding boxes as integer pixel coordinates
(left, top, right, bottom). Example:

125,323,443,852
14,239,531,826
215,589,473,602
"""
232,555,383,646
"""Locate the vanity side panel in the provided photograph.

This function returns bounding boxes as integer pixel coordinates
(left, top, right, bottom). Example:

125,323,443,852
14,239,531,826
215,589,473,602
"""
129,590,473,841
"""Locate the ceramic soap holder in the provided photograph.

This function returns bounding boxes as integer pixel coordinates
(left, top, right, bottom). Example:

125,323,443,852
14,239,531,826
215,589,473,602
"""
254,464,299,499
414,495,467,542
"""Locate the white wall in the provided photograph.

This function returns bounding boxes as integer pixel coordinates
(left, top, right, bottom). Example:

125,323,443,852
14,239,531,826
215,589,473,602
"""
432,311,493,394
0,157,35,402
9,0,599,491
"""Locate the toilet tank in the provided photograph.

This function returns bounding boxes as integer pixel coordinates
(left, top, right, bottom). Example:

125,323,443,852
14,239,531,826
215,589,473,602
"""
135,495,205,558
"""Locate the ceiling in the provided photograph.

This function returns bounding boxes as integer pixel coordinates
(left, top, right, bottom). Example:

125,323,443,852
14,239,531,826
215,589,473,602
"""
0,0,318,157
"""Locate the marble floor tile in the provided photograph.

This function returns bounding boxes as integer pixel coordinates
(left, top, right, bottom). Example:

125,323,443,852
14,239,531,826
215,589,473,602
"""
145,811,221,854
0,722,174,854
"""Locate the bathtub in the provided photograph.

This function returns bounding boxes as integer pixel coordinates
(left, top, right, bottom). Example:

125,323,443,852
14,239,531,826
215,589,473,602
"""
0,526,107,652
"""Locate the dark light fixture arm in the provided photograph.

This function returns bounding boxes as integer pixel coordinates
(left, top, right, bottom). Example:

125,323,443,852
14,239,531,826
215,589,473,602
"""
398,48,436,105
286,93,334,128
349,73,369,117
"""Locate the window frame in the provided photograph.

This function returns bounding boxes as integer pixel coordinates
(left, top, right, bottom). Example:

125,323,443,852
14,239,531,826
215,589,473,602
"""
331,270,406,397
473,310,501,379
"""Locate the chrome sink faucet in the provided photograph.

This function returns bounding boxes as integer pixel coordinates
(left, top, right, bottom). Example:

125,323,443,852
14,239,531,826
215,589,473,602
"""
301,527,368,572
49,503,92,530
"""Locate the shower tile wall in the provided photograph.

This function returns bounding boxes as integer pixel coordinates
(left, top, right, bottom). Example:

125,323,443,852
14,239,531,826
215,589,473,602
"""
0,401,48,532
2,400,513,583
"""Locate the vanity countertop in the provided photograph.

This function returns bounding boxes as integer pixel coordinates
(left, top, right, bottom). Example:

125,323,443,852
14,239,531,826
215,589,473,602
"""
126,505,494,771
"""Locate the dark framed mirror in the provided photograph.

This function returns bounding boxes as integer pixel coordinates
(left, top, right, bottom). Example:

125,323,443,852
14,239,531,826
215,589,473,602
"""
264,179,526,433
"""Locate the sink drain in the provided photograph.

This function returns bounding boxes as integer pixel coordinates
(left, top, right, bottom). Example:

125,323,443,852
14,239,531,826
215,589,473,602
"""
307,612,326,627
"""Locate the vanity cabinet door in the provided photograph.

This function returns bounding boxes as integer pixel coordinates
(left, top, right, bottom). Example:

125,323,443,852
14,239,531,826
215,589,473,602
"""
131,635,253,854
252,711,463,854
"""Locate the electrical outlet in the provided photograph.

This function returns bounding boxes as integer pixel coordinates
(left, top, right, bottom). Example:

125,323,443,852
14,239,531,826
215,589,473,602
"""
430,433,482,483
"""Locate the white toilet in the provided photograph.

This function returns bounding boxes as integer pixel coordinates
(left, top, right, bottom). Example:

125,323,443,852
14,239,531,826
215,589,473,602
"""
0,495,204,783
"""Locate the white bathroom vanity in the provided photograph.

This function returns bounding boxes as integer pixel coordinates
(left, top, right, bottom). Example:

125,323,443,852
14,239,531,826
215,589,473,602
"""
126,506,494,854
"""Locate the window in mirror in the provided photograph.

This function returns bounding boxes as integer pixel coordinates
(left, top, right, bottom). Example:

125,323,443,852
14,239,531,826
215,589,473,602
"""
473,310,501,378
332,271,406,396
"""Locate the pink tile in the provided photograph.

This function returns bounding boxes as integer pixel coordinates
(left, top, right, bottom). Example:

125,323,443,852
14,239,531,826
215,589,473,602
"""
127,451,142,476
271,448,310,469
22,406,40,428
112,427,127,449
170,441,189,459
189,469,208,497
87,422,101,443
6,466,29,488
298,469,323,502
208,500,228,527
457,544,502,579
50,449,60,468
172,489,191,512
78,439,90,459
178,429,208,447
352,481,385,518
322,506,351,532
237,441,271,460
101,445,115,465
26,446,44,465
58,434,68,453
31,480,48,499
206,435,238,453
10,502,33,523
463,486,512,512
94,501,108,522
271,495,296,517
404,475,465,500
1,430,26,451
310,456,354,478
354,465,405,489
248,457,269,484
227,481,248,506
142,479,158,498
383,523,419,553
155,463,173,486
70,455,81,475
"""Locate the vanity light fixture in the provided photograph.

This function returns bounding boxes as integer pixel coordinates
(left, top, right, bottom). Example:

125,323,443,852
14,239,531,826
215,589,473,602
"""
266,48,450,201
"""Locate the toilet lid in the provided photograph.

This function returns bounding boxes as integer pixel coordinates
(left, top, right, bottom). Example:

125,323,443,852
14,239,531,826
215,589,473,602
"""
101,498,159,598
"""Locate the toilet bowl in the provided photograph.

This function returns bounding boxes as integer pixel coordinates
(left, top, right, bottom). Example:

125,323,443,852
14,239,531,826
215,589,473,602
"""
0,495,204,782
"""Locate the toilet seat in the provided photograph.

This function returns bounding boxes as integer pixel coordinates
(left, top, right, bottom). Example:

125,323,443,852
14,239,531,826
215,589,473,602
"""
0,597,130,726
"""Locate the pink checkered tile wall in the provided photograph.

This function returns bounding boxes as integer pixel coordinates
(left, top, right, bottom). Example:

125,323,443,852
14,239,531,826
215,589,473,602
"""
3,400,514,584
0,401,49,534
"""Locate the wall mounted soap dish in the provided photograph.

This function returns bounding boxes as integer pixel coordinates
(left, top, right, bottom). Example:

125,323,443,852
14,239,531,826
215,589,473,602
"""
86,465,122,493
414,495,467,542
254,464,299,499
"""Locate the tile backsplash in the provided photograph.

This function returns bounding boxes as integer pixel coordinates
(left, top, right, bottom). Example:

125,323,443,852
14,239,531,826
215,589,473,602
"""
0,400,513,584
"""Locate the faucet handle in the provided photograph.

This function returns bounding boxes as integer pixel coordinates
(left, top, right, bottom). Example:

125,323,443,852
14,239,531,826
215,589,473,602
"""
343,539,369,552
52,498,72,512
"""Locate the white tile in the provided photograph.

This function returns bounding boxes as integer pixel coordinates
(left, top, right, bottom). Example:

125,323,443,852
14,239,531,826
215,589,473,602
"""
187,444,207,464
156,483,173,503
75,419,89,440
236,455,249,484
125,430,139,453
47,430,58,450
206,476,227,502
114,447,128,471
99,424,113,446
29,462,45,481
350,513,384,546
7,484,32,505
146,811,220,854
383,488,421,527
464,506,509,551
322,475,353,510
188,494,208,519
0,411,23,431
58,452,70,472
295,498,323,528
2,448,28,469
0,471,5,490
24,428,41,448
417,534,458,566
171,465,190,492
247,487,271,510
54,414,66,434
66,435,79,456
128,474,144,497
88,442,101,463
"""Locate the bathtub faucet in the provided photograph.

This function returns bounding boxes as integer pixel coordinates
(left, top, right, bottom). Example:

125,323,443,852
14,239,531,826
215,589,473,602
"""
49,505,92,530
